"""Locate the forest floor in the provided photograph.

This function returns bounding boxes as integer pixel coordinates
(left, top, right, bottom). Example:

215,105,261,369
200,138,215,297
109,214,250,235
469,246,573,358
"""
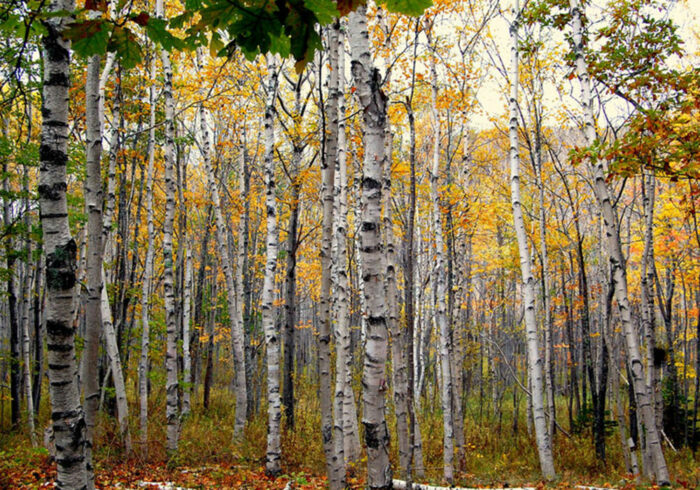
2,388,699,489
2,439,699,490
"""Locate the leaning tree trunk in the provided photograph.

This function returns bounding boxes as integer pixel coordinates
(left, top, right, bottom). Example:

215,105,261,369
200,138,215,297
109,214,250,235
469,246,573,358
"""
428,38,454,484
261,54,282,477
99,266,131,451
348,7,392,488
508,4,556,479
157,0,179,454
39,1,88,486
569,0,669,483
198,48,247,436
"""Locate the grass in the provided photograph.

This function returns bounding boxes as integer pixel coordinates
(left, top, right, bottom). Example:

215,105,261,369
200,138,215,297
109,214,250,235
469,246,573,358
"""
1,370,699,488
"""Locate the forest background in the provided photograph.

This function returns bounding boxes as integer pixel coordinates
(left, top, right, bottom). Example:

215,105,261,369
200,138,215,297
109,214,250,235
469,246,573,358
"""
0,0,699,488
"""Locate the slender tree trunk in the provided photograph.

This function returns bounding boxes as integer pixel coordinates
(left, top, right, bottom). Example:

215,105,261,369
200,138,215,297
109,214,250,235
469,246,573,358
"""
236,129,253,424
198,48,247,436
320,26,344,488
378,10,409,479
39,1,88,485
158,0,179,453
139,49,157,455
569,0,668,482
21,180,36,446
100,267,131,451
32,245,44,416
82,48,103,488
508,5,556,479
203,265,216,411
335,30,362,462
428,38,454,484
182,243,193,417
349,7,392,488
533,126,555,440
283,163,299,431
262,54,282,477
3,156,20,433
640,172,663,433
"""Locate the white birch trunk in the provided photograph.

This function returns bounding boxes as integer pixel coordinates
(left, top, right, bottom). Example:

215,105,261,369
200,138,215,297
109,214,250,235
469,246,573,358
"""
82,49,103,489
321,23,343,490
39,1,87,486
139,50,157,454
336,31,362,462
198,48,247,436
429,44,454,484
348,7,392,488
569,0,669,483
508,5,556,479
324,21,353,490
262,54,282,477
99,267,131,451
182,244,193,417
235,127,250,429
157,0,179,453
379,10,410,479
641,172,662,431
533,125,555,440
21,223,36,447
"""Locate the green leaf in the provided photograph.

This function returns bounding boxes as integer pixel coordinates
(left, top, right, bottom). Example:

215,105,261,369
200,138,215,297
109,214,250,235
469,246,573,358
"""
67,19,110,58
268,31,291,58
304,0,339,25
383,0,432,17
108,26,143,69
145,17,186,51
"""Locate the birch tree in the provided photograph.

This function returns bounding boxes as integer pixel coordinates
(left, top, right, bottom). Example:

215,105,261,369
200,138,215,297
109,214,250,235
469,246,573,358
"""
335,25,362,463
348,6,392,487
508,3,556,479
139,48,157,454
198,48,248,436
569,0,669,482
157,0,179,453
39,0,87,486
262,54,282,477
320,22,344,490
428,28,454,483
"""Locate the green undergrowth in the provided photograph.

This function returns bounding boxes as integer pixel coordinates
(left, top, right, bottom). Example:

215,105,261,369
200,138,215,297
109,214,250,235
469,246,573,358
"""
1,373,699,488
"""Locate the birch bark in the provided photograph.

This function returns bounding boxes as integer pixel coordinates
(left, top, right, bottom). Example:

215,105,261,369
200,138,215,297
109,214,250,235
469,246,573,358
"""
262,54,282,477
569,0,669,483
139,49,157,453
198,48,247,436
21,184,36,446
428,37,454,483
82,49,102,487
508,4,556,479
335,29,362,462
39,0,87,486
157,0,179,452
378,10,410,479
348,7,392,488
